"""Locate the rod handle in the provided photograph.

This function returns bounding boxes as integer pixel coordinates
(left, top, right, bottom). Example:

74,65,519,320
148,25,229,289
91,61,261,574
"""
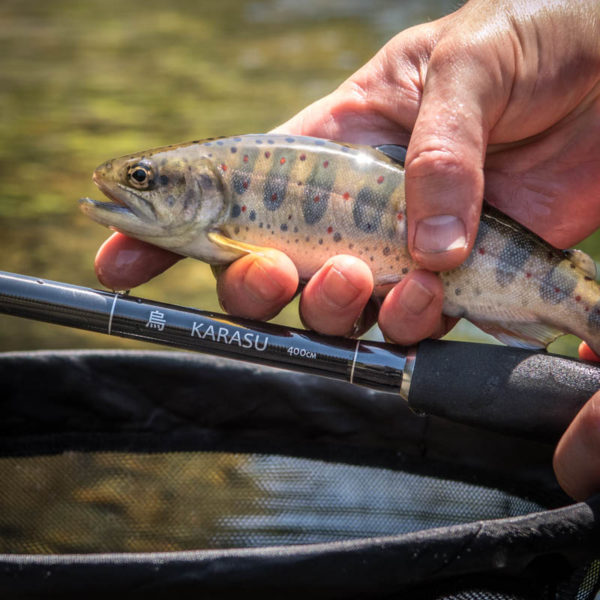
409,339,600,441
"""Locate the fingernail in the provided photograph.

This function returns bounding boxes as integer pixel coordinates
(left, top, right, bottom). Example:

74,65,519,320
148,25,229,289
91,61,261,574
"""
321,266,361,308
243,259,285,303
400,278,434,315
415,215,466,254
219,296,230,313
349,316,364,338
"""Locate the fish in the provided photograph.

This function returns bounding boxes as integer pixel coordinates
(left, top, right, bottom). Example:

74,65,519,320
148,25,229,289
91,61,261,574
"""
80,133,600,353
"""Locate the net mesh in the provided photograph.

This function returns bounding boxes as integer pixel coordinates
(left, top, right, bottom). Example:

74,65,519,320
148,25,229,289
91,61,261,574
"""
0,351,598,598
0,451,544,554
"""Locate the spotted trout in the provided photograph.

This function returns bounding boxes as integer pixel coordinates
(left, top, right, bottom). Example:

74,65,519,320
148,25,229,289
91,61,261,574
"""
80,133,600,353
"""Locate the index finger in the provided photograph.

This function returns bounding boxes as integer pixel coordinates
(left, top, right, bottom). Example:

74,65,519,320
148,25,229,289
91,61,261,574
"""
94,232,182,290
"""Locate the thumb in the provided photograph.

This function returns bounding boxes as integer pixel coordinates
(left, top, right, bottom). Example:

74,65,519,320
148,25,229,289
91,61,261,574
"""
405,42,503,272
553,389,600,501
553,345,600,500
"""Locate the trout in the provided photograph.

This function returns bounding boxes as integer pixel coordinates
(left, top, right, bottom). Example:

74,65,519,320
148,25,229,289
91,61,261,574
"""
80,134,600,353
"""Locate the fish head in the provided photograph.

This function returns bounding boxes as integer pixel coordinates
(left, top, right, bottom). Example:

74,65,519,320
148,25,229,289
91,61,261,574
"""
80,147,231,261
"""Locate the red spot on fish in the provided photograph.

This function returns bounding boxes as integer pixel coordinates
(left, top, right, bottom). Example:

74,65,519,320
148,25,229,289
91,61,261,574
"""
525,272,532,278
280,157,286,165
243,155,249,163
585,306,590,312
314,195,320,203
327,226,333,234
300,154,306,161
554,287,561,294
271,193,277,201
323,160,329,168
221,164,228,171
265,151,271,158
377,175,384,184
243,181,248,189
478,247,485,255
241,205,247,212
343,192,350,200
397,213,403,221
576,295,582,302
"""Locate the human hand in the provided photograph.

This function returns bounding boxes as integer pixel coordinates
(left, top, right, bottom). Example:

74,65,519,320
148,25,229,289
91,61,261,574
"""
95,0,600,344
554,343,600,501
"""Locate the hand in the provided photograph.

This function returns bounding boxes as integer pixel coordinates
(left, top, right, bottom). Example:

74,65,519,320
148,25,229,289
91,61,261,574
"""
554,342,600,501
96,0,600,343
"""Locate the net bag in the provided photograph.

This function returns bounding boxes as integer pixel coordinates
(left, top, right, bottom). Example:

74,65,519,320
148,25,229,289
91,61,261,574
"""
0,350,598,599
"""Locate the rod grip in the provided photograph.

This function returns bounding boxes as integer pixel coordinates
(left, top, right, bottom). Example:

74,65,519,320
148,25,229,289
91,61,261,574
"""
408,339,600,441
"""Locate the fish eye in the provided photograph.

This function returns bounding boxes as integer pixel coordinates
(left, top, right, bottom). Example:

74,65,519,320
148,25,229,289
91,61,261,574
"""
132,169,147,183
127,163,154,189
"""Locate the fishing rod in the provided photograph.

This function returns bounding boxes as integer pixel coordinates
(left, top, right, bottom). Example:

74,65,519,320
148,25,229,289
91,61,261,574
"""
1,269,599,442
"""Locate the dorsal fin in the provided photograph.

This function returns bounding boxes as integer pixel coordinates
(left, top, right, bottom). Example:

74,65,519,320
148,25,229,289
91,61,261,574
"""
373,144,407,167
565,249,597,279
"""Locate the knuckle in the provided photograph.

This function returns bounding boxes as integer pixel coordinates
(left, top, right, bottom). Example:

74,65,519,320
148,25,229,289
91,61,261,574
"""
406,147,472,182
429,34,483,62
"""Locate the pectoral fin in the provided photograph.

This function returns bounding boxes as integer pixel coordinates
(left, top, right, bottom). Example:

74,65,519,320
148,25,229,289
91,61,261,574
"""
207,232,269,258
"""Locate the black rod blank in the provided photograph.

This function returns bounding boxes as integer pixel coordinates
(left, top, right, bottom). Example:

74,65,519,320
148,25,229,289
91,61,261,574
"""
0,270,408,394
1,270,599,441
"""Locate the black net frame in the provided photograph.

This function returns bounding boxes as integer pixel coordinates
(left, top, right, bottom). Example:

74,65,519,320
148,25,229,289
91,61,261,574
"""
0,349,598,599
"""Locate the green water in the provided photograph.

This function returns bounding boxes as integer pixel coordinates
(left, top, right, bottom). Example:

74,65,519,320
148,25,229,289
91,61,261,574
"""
0,0,596,356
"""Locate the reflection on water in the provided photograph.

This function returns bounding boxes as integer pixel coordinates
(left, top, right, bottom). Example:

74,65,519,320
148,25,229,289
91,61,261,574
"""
0,451,542,553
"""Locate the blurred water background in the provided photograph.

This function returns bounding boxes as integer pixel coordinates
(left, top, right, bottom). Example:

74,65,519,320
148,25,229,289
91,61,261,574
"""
1,0,596,355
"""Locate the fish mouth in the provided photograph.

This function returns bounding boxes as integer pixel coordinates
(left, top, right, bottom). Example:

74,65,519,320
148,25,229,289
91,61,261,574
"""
79,174,161,236
94,173,125,203
79,196,134,215
80,173,134,214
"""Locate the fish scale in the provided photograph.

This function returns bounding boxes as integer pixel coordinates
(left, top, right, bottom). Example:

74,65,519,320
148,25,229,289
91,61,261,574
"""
80,133,600,353
210,135,408,282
